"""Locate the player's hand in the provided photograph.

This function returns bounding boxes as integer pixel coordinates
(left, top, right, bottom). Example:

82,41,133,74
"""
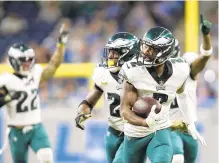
58,23,69,45
187,123,207,147
145,105,167,129
200,14,212,35
5,91,20,102
75,113,92,130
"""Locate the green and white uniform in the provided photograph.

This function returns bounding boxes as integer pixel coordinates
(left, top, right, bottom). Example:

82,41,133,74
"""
121,57,190,163
92,66,124,163
0,64,51,163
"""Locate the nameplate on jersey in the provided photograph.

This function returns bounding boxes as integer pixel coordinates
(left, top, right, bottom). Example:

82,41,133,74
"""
156,80,166,91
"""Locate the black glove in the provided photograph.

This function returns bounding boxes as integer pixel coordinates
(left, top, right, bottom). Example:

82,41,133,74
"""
75,113,92,130
0,91,20,108
200,14,212,35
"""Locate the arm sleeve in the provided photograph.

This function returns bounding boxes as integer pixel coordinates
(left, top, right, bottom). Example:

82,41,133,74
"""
176,85,197,124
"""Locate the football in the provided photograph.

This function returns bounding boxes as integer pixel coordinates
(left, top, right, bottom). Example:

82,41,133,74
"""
132,96,162,118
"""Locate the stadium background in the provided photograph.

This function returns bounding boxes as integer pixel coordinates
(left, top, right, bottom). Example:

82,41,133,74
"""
0,1,217,163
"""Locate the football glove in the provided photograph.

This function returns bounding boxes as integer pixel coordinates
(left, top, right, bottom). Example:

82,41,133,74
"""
75,113,92,130
187,123,207,147
145,105,168,129
171,120,187,132
58,24,69,45
200,14,212,35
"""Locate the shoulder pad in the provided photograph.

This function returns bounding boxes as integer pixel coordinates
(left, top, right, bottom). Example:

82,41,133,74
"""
171,57,190,79
31,64,44,80
182,52,199,65
0,73,12,87
92,66,106,86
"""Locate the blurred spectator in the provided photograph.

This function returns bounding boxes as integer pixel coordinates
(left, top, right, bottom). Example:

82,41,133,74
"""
0,13,28,35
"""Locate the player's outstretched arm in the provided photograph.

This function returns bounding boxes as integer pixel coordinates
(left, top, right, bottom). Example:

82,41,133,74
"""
190,14,213,80
75,84,103,130
120,81,148,127
40,24,69,83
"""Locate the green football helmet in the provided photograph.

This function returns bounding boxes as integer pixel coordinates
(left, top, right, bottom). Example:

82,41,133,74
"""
8,43,35,75
139,27,175,67
103,32,139,72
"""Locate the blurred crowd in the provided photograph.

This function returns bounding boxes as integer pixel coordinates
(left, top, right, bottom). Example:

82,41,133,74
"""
0,1,217,109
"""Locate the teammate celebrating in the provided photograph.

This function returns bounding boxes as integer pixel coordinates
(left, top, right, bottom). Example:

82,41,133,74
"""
120,27,197,163
75,32,139,163
170,15,212,163
0,24,69,163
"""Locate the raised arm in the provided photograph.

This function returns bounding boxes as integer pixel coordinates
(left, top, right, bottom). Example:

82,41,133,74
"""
190,15,213,80
40,24,69,83
120,81,149,127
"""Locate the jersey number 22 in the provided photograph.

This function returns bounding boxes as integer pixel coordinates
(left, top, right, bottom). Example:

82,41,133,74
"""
16,89,38,113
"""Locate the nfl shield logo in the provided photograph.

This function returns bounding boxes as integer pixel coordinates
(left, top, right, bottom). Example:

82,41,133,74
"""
156,80,166,91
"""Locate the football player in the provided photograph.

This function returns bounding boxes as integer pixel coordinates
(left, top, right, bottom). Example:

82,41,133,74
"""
170,15,212,163
0,24,69,163
75,32,139,163
120,27,200,163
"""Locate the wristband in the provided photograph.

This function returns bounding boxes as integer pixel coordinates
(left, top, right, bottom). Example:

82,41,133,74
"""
57,43,65,48
200,44,213,56
78,100,94,111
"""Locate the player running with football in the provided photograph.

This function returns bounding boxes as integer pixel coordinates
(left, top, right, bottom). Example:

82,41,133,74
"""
170,15,212,163
119,27,201,163
75,32,139,163
0,24,69,163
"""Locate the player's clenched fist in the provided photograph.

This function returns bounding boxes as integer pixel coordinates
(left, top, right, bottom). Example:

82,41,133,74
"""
200,14,212,35
58,23,69,45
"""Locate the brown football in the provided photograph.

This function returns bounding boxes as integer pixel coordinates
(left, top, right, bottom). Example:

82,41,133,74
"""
132,96,162,118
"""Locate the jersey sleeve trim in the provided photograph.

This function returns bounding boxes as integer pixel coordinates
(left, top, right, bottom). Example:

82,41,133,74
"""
95,83,103,93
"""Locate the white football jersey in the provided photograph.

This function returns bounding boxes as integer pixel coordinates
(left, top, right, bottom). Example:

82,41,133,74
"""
120,57,190,137
170,53,199,122
92,65,124,132
0,64,43,126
